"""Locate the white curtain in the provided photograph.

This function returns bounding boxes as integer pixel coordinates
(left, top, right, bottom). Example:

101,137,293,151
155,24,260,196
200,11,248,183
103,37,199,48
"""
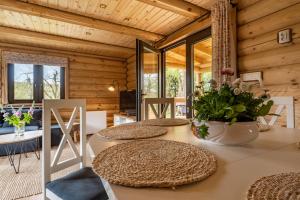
211,0,237,84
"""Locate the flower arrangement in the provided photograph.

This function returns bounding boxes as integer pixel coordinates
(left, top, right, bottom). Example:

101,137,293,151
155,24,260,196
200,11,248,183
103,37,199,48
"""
193,68,273,139
0,102,35,135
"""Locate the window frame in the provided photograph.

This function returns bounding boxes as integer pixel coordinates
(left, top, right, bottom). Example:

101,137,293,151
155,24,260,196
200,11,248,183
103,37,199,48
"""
7,63,65,104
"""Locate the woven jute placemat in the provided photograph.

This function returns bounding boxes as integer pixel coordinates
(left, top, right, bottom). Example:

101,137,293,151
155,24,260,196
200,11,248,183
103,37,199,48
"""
141,118,190,126
247,172,300,200
98,123,168,140
92,140,217,188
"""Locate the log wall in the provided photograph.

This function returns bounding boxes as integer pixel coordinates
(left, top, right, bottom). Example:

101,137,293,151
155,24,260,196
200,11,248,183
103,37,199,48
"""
127,55,136,90
0,44,127,126
237,0,300,127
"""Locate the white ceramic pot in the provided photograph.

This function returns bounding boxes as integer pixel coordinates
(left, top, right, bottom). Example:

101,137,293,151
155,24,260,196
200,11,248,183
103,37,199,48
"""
193,121,259,146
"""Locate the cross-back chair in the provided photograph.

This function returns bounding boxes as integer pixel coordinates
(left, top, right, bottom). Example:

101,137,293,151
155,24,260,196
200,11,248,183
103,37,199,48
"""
259,96,295,128
144,98,175,120
42,99,108,200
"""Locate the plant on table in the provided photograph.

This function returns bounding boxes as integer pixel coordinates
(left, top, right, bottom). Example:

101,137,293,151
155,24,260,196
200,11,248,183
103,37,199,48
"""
193,68,273,139
0,102,35,135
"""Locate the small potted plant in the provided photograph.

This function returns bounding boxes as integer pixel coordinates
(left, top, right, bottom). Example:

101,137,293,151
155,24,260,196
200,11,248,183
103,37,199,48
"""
1,103,34,136
192,68,273,145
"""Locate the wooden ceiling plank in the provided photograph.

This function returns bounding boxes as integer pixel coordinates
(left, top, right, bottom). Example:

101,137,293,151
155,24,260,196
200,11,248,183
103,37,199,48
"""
194,48,211,59
136,0,208,18
155,14,211,48
0,0,164,41
0,25,135,56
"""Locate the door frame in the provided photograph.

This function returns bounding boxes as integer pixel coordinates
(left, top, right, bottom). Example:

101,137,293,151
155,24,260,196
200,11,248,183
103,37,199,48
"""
136,28,211,120
136,39,162,121
161,27,211,118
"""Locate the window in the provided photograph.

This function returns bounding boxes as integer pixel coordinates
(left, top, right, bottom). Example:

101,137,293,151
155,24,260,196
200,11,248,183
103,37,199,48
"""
8,63,65,103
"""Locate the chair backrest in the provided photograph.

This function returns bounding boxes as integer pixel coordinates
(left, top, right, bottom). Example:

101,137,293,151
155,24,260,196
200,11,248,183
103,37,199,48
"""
42,99,86,196
259,96,295,128
144,98,175,120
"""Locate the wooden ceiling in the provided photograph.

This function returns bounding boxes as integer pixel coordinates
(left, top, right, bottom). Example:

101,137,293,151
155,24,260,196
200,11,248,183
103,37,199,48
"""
0,0,211,59
144,37,212,73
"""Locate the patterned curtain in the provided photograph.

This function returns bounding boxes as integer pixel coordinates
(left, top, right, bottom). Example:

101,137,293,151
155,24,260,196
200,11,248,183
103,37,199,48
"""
211,0,237,85
2,51,68,67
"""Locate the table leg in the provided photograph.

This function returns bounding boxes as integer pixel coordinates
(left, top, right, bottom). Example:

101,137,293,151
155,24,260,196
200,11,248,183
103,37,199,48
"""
4,142,23,174
4,146,14,166
34,137,40,160
28,138,41,160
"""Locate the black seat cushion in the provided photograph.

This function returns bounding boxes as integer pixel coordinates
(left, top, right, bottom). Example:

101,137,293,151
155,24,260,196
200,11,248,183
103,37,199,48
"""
46,167,108,200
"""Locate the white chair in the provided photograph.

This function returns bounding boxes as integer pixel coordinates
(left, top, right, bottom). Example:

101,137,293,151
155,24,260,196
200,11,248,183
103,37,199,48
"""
259,96,295,128
42,99,108,200
144,98,175,120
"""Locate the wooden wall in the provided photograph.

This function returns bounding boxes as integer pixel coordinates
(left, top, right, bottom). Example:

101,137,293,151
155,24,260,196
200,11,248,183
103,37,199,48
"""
237,0,300,127
127,55,136,90
0,44,127,126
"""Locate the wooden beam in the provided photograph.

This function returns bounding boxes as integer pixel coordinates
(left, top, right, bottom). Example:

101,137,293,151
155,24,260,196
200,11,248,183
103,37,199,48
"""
155,14,211,48
0,42,126,61
166,51,186,62
194,43,212,58
195,63,211,69
0,26,135,58
137,0,208,18
167,50,204,65
145,63,211,73
0,0,163,41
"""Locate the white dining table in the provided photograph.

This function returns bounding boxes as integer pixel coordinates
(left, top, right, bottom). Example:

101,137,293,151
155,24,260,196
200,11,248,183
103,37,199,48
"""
88,125,300,200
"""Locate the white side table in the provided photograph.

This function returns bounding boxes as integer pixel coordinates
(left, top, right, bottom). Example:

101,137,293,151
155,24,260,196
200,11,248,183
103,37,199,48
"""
0,130,42,173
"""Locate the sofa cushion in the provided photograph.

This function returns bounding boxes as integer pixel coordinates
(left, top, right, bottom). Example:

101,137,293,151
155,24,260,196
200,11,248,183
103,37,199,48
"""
0,112,4,127
0,127,14,135
50,124,63,146
28,109,42,128
46,167,108,200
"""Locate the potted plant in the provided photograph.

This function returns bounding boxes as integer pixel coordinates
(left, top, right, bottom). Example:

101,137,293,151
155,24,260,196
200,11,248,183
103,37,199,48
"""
192,69,273,145
1,103,34,136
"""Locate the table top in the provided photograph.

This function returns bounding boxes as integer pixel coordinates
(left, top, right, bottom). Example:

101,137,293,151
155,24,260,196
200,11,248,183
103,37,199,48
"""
0,130,43,145
88,125,300,200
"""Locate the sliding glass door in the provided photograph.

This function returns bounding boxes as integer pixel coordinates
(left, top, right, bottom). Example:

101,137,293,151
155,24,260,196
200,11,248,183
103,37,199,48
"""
164,43,187,118
136,28,211,120
162,28,212,118
136,40,161,121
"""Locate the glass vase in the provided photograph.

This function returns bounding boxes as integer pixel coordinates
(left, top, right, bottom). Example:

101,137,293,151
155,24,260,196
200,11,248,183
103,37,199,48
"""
14,121,25,136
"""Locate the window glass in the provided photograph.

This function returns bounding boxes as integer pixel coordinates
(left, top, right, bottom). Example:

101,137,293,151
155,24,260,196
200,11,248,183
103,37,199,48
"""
14,64,34,100
165,44,186,118
8,63,65,103
43,65,61,99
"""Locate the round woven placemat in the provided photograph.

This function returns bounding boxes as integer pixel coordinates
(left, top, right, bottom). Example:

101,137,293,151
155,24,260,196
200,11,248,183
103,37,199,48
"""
92,140,217,188
98,123,168,140
247,172,300,200
141,118,190,126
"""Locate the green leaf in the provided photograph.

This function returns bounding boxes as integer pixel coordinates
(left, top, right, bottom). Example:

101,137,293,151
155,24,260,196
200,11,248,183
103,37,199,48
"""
230,117,237,124
234,104,246,112
258,100,274,116
198,124,209,139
